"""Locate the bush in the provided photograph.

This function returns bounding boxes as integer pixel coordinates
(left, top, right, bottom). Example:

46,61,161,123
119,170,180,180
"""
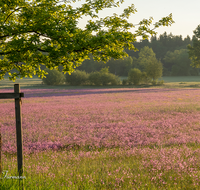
151,80,157,86
88,72,102,85
89,71,120,86
141,72,151,84
101,72,120,85
66,70,89,86
122,79,128,85
128,68,142,85
42,69,65,85
151,80,164,86
157,80,164,85
110,74,120,85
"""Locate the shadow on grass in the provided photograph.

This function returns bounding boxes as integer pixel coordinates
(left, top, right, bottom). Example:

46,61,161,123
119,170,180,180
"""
22,86,198,98
185,84,200,88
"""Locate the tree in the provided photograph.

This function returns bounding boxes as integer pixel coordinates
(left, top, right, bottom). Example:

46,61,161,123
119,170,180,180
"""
76,54,105,73
164,49,194,76
188,25,200,68
145,58,162,81
106,56,134,76
138,46,162,81
138,46,156,71
0,0,174,80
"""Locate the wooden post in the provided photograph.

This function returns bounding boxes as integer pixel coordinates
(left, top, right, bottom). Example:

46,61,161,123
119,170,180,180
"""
0,84,24,188
14,84,23,177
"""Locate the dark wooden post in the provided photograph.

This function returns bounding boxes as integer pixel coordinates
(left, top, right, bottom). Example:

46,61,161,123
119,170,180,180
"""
14,84,23,177
0,84,24,188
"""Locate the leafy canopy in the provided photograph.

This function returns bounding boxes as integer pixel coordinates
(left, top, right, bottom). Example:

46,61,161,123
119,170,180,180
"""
188,25,200,68
0,0,174,80
138,46,162,81
164,49,191,76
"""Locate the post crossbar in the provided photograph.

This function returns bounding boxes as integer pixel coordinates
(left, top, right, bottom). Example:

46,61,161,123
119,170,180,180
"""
0,93,24,99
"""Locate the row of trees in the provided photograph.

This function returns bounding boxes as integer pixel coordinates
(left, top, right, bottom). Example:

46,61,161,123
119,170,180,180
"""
128,32,198,76
77,32,199,76
42,64,163,86
42,47,164,86
1,0,200,81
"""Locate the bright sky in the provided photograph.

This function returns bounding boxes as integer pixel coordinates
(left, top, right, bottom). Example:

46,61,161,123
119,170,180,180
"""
73,0,200,39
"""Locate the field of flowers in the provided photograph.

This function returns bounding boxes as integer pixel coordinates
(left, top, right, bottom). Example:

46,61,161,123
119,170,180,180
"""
1,87,200,189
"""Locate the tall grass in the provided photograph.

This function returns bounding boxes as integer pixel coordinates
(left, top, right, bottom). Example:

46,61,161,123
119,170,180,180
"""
2,146,200,189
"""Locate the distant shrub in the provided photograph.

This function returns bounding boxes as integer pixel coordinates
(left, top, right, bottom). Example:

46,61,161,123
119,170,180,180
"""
101,72,120,85
88,72,102,85
122,79,128,85
151,80,157,86
157,80,164,85
100,72,112,86
111,74,120,85
128,68,142,85
66,70,89,86
141,72,151,84
42,69,65,85
151,80,164,86
89,70,120,86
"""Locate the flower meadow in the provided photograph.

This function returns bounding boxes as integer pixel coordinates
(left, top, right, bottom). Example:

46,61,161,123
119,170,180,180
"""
1,88,200,189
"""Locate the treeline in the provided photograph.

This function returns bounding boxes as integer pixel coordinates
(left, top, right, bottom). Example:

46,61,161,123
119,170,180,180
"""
77,32,199,76
42,46,163,86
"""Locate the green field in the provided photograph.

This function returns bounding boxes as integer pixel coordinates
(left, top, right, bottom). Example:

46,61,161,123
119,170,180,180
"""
0,76,42,89
161,76,200,87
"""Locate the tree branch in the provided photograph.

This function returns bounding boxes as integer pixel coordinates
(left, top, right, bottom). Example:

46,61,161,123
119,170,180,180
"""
4,7,23,23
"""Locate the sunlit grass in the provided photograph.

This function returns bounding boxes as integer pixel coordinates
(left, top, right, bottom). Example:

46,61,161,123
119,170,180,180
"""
2,145,200,189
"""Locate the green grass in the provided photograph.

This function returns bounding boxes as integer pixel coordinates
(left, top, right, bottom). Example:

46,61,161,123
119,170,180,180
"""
0,76,43,89
161,76,200,83
1,145,200,189
160,76,200,88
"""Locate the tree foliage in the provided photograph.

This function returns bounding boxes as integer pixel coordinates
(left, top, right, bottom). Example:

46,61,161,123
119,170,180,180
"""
127,32,193,74
128,68,142,85
137,46,156,71
104,56,134,76
78,32,194,77
164,49,194,76
188,25,200,68
0,0,174,80
138,46,162,81
145,58,162,81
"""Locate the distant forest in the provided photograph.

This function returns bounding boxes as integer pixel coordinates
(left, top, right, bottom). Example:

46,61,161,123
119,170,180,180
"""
78,32,199,77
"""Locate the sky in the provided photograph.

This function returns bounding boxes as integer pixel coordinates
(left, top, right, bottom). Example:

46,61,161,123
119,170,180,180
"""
72,0,200,40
